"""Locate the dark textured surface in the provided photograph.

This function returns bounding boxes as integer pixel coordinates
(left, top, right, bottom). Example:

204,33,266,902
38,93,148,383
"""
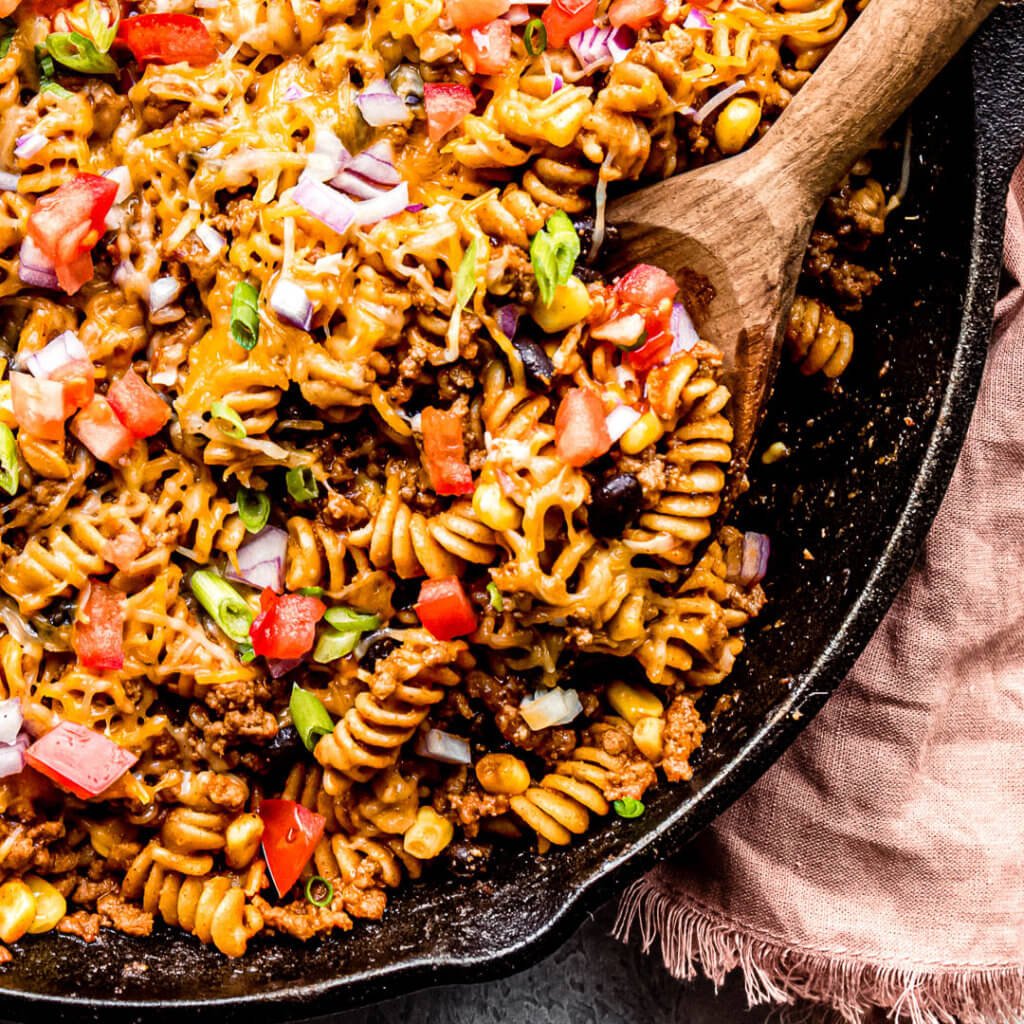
0,12,1023,1024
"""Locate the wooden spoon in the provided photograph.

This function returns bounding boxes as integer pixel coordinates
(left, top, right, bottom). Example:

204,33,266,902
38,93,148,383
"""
607,0,1000,504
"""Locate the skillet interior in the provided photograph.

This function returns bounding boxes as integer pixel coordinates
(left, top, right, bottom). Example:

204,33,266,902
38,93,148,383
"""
2,10,1024,1022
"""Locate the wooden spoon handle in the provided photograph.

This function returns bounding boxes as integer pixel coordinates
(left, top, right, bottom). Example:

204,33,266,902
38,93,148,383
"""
756,0,1000,213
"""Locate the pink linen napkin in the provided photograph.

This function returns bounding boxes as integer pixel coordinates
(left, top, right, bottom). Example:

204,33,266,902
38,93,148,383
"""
615,162,1024,1024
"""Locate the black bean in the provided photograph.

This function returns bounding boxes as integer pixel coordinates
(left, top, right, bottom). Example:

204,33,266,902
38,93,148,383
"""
589,473,643,538
259,724,304,771
512,337,554,388
445,839,492,879
359,634,400,671
571,216,619,263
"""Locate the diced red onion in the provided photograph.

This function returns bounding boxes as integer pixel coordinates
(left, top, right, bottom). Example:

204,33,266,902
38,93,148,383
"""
0,699,23,746
551,73,564,95
504,3,531,22
227,526,288,593
195,222,226,256
605,403,641,443
267,658,301,678
24,330,87,379
405,203,425,213
294,178,356,234
694,79,748,125
270,279,313,330
520,687,583,730
415,728,471,765
18,237,58,290
496,304,520,340
355,80,412,127
149,276,182,311
569,25,634,72
0,744,24,780
283,84,309,102
351,181,410,227
112,261,132,287
670,302,700,354
330,171,385,201
0,172,20,192
302,128,348,183
728,531,770,586
330,140,401,198
683,8,710,29
14,133,46,160
103,166,133,204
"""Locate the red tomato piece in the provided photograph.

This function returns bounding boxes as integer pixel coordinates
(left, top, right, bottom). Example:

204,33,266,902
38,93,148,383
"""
116,14,218,66
542,0,598,49
421,407,474,496
614,263,679,307
415,577,477,640
107,369,170,438
258,799,326,898
555,388,611,467
103,525,146,572
608,0,663,28
71,395,137,464
10,372,66,441
424,83,476,143
26,174,118,294
49,358,96,416
250,592,326,660
627,307,674,373
445,0,511,30
461,19,512,74
73,579,125,672
25,721,138,800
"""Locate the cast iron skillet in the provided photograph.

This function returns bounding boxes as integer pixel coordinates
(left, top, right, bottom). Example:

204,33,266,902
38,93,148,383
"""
3,11,1024,1022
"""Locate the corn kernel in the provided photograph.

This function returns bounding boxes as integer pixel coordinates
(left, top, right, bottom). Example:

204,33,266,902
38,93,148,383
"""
714,96,761,156
87,818,136,858
475,753,531,795
24,875,66,934
619,410,664,455
0,880,37,943
472,480,520,532
607,681,664,725
530,276,592,333
402,807,454,860
633,717,665,761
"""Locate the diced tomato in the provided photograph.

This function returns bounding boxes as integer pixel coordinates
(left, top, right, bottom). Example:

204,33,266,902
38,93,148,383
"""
258,799,325,898
250,590,326,660
103,525,146,572
26,174,118,295
608,0,663,28
424,83,476,143
446,0,511,30
627,307,674,373
415,577,477,640
116,14,217,66
555,387,611,467
71,395,136,463
421,407,474,496
25,721,138,800
461,19,511,74
10,372,65,441
49,359,95,416
614,263,679,307
72,579,125,672
542,0,598,49
107,369,169,438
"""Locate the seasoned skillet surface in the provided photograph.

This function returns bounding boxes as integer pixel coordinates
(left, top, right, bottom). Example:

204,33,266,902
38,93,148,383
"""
1,9,1023,1021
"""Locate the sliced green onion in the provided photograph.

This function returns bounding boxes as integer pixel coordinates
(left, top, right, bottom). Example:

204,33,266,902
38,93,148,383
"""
486,582,503,611
45,32,118,75
286,466,318,502
305,875,334,909
524,18,547,55
230,281,260,350
298,586,324,597
210,399,246,439
238,643,256,664
453,237,478,310
324,607,381,634
86,0,119,53
289,683,334,751
0,424,18,496
530,210,580,306
35,44,56,80
313,628,360,664
237,487,270,533
40,82,72,97
0,28,13,61
189,570,253,645
613,797,645,819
